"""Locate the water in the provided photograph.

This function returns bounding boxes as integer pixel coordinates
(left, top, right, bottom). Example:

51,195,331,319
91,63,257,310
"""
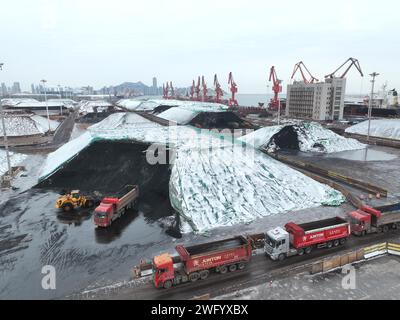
236,94,276,107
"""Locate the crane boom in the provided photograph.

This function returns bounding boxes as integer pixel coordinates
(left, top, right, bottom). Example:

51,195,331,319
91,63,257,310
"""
214,74,223,103
291,61,319,83
269,66,282,111
325,57,364,79
228,72,238,107
195,76,201,100
201,76,208,101
190,80,195,99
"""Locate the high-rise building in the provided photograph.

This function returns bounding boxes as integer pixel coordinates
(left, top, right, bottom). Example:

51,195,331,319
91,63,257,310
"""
285,78,346,120
152,77,157,95
1,83,7,96
12,82,21,94
31,84,36,94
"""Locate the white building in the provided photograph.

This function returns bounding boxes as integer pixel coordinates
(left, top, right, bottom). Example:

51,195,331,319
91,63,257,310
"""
286,78,346,120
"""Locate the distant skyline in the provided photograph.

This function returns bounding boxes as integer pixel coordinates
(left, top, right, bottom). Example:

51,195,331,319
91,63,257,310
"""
1,0,399,94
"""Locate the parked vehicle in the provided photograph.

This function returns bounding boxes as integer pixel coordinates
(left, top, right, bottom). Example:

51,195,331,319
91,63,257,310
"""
348,203,400,236
93,185,139,227
56,190,96,212
264,217,350,261
142,236,253,289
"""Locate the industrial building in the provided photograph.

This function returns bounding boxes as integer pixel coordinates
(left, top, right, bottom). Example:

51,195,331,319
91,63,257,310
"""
286,78,346,120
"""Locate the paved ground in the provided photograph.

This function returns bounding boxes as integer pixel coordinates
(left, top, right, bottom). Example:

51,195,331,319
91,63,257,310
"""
215,255,400,300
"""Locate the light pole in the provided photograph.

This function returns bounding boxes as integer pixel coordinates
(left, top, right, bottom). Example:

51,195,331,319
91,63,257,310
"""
58,84,63,115
367,72,379,142
0,63,12,178
41,79,51,133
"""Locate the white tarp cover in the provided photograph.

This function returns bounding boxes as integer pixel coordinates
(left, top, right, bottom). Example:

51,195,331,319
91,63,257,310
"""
240,122,365,153
39,113,345,233
0,149,27,176
0,115,59,136
345,119,400,140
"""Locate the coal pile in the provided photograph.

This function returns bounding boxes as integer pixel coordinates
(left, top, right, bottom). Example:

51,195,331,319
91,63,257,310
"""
189,111,254,129
269,125,300,150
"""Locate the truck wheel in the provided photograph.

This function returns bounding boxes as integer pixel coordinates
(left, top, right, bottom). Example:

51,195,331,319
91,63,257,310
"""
189,272,200,282
200,270,209,280
86,200,94,208
392,223,397,230
219,266,228,274
238,263,246,270
163,280,172,289
305,247,312,254
62,203,73,212
327,242,333,248
297,248,304,256
339,238,346,245
383,225,389,233
333,240,340,247
278,253,286,261
361,231,367,236
229,264,237,272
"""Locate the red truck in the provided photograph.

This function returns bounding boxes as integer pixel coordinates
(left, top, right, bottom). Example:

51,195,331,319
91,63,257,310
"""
348,203,400,236
93,185,139,227
265,216,350,261
135,236,253,289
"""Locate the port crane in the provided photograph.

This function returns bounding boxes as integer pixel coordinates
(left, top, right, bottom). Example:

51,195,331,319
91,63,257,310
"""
201,76,208,102
190,80,195,100
268,66,282,111
169,81,175,99
325,57,364,79
162,83,167,99
213,74,223,103
195,76,201,101
291,61,319,83
228,72,238,107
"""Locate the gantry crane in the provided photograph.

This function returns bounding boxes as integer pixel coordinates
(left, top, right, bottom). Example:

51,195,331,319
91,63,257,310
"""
291,61,319,83
195,76,201,101
190,80,195,100
325,57,364,79
213,74,223,103
228,72,238,107
268,66,282,111
169,81,175,99
201,76,208,102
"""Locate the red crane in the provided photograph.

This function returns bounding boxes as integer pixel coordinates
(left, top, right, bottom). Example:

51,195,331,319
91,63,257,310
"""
213,74,223,103
291,61,319,83
169,81,175,99
201,76,208,101
190,80,195,100
195,76,201,101
228,72,238,107
268,66,282,111
325,57,364,79
162,83,167,99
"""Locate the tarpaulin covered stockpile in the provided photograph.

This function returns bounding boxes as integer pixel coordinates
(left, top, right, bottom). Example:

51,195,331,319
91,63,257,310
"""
0,115,59,137
345,119,400,140
240,122,365,153
39,113,345,233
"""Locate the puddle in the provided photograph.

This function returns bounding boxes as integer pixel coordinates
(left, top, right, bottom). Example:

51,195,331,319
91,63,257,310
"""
324,148,397,162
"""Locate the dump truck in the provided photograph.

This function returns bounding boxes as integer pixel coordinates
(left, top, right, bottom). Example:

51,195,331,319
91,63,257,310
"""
348,203,400,236
265,216,350,261
56,190,96,212
93,185,139,227
134,236,253,289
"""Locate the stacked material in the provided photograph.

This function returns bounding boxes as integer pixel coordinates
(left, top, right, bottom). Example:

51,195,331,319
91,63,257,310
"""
40,113,345,233
0,115,59,136
345,119,400,140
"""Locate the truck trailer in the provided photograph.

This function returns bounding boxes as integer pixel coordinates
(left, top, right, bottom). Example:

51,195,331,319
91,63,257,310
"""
93,185,139,227
138,236,253,289
348,203,400,236
265,216,350,261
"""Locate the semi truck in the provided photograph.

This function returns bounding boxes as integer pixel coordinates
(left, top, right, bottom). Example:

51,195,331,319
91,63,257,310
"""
134,236,253,289
348,203,400,236
93,185,139,227
264,216,350,261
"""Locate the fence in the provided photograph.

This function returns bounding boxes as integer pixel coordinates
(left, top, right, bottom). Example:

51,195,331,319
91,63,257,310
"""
311,242,400,274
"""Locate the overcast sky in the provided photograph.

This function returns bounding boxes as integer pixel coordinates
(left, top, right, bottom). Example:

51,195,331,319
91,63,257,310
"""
1,0,399,93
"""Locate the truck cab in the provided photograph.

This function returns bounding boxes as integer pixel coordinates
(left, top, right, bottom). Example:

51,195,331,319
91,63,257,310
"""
264,227,290,261
347,210,371,236
152,253,175,289
93,199,117,227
